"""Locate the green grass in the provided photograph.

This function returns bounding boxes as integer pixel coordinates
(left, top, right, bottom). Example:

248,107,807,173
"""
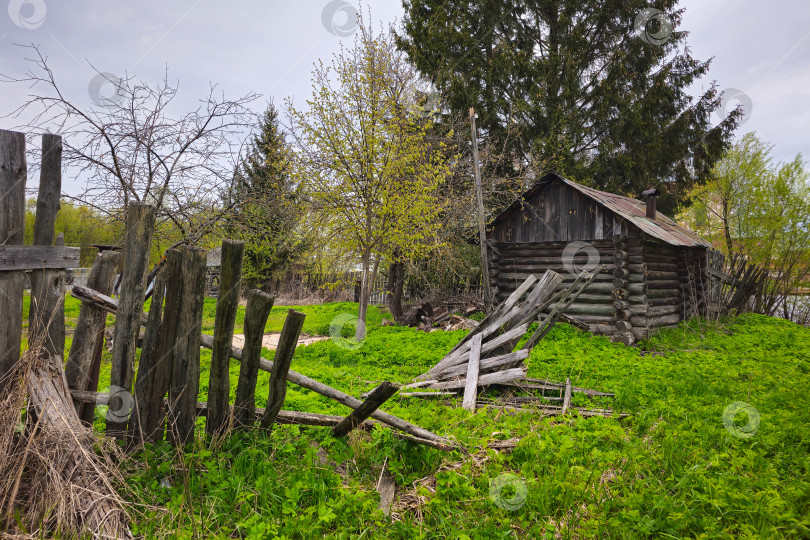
101,311,809,539
23,292,809,537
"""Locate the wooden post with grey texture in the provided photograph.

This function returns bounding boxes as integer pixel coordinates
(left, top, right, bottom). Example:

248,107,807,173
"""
331,381,400,437
261,309,306,429
461,333,482,411
28,134,65,359
108,203,154,434
233,290,275,428
65,250,121,418
206,240,245,436
0,129,26,394
135,248,182,442
128,263,168,443
167,245,208,446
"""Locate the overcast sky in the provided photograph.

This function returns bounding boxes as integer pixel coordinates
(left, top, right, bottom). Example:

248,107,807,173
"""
1,0,808,196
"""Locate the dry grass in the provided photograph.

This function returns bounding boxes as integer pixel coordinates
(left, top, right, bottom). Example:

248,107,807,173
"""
0,344,132,539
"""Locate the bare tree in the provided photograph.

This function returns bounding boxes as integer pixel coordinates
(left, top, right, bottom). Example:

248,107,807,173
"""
2,44,260,245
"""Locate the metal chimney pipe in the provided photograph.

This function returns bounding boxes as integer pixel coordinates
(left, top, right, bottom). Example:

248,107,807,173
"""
642,188,660,219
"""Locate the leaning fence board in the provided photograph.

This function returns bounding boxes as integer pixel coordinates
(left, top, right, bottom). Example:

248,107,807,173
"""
207,239,244,436
261,309,305,429
72,286,450,445
65,250,121,422
0,129,27,391
234,290,276,428
461,334,482,411
166,245,207,445
109,203,155,435
129,265,168,443
332,381,400,437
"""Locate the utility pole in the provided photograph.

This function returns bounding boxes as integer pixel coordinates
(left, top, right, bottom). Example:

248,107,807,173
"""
470,108,492,312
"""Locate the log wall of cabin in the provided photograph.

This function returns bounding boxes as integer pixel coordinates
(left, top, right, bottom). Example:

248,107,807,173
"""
490,239,648,337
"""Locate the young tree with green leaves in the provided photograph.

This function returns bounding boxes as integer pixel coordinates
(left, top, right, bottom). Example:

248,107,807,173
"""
226,104,308,290
397,0,740,212
287,17,452,339
680,132,810,320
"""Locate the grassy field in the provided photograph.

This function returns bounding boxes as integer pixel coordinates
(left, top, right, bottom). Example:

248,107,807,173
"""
29,295,810,538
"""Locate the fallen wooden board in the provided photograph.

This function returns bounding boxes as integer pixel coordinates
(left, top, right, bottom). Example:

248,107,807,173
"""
422,367,527,391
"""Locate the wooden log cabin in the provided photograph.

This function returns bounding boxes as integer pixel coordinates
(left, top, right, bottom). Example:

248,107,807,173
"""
487,173,718,345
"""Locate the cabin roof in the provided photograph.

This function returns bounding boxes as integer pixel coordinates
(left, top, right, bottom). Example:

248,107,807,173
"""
490,173,712,248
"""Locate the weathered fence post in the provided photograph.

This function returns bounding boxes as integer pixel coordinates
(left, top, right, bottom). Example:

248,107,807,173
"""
0,130,26,395
65,250,121,422
108,203,155,434
261,309,306,429
130,248,182,443
28,134,66,359
167,245,207,445
206,240,244,437
234,290,275,428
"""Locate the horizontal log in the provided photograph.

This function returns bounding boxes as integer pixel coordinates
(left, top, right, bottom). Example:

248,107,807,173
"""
646,279,681,290
550,303,614,316
644,288,680,299
559,313,616,325
645,271,680,280
0,245,80,271
629,313,681,327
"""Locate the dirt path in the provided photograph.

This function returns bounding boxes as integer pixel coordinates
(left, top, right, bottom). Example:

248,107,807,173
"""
231,333,328,350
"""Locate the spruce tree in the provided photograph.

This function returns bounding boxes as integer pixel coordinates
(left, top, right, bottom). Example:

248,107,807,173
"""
397,0,741,211
226,104,306,289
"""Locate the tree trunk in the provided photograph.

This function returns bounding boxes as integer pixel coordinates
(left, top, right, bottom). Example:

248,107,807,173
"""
356,249,371,341
386,250,405,323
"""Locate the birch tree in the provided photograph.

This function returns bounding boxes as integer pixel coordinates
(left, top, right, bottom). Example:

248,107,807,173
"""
287,18,452,339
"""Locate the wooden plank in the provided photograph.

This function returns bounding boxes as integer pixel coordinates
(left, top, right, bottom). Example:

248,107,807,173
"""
432,349,529,381
134,249,181,443
65,251,120,422
261,309,305,429
166,246,207,445
562,378,572,414
0,245,80,271
206,239,245,436
28,133,65,359
461,334,482,410
234,290,276,428
128,265,168,443
108,202,155,435
426,367,527,391
0,129,26,393
332,380,400,437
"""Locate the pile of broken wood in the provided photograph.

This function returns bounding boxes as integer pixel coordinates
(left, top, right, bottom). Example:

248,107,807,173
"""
402,268,621,418
400,301,481,332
